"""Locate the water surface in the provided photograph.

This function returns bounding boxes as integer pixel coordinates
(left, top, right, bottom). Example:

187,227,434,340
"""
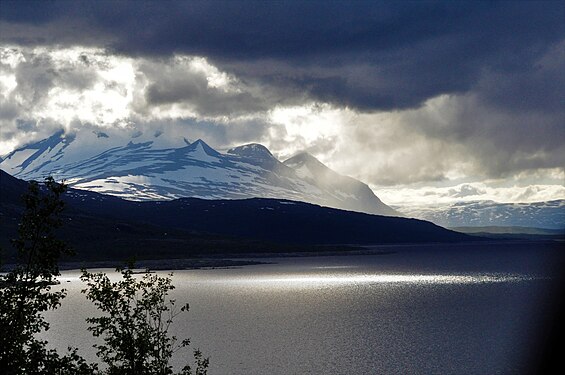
43,242,563,374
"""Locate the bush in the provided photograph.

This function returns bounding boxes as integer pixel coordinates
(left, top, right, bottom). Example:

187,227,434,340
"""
81,265,209,375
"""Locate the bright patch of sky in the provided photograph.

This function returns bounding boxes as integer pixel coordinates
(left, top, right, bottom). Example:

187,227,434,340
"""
377,181,565,207
268,103,344,158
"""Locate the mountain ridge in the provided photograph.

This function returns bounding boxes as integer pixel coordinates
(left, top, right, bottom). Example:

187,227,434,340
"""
0,129,399,216
397,199,565,229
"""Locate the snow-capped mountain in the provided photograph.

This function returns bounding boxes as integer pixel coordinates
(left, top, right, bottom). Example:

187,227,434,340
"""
283,152,397,216
396,200,565,229
0,129,398,216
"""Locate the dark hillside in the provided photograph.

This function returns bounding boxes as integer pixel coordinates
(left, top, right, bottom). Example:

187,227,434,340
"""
1,170,475,262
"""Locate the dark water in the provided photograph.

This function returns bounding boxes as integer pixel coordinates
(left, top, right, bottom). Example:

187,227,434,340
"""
42,241,563,374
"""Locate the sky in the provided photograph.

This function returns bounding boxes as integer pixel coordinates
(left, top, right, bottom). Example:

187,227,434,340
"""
0,0,563,206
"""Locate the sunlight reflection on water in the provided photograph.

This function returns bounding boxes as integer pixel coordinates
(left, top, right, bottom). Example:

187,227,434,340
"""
57,267,540,287
194,272,537,286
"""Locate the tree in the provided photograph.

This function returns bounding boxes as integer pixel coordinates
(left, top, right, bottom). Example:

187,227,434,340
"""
0,177,96,374
81,265,209,375
0,176,208,374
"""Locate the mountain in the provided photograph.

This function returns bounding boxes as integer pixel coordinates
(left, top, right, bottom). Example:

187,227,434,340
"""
0,169,473,263
396,200,565,230
450,226,564,241
0,130,398,216
283,152,397,216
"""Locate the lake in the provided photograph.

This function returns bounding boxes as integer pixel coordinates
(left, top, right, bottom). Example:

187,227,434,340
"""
42,241,563,374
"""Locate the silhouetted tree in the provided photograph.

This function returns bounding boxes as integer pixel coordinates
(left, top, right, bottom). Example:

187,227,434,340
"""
0,177,96,374
0,177,208,375
81,265,209,375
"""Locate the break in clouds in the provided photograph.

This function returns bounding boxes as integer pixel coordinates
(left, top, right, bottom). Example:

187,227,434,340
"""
0,1,564,203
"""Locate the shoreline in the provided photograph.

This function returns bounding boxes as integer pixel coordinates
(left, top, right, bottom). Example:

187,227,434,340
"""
3,240,559,272
56,258,268,271
56,248,398,271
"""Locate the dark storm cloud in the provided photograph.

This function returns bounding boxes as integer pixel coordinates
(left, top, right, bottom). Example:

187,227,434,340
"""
1,0,563,111
143,65,268,117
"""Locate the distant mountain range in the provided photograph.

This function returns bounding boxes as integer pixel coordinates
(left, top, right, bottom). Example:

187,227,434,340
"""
450,226,563,241
0,130,398,216
397,200,565,230
0,170,473,263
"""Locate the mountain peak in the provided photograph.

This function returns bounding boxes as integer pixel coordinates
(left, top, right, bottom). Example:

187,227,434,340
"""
283,152,325,170
186,139,221,158
227,143,275,160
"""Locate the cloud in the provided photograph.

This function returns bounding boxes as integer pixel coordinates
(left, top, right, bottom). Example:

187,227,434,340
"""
0,2,563,201
268,92,563,187
0,46,135,146
1,1,563,112
400,92,565,179
0,47,281,152
447,184,486,198
140,56,270,118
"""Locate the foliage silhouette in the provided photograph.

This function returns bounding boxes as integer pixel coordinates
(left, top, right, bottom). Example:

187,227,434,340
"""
0,177,96,374
81,265,209,375
1,177,208,374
